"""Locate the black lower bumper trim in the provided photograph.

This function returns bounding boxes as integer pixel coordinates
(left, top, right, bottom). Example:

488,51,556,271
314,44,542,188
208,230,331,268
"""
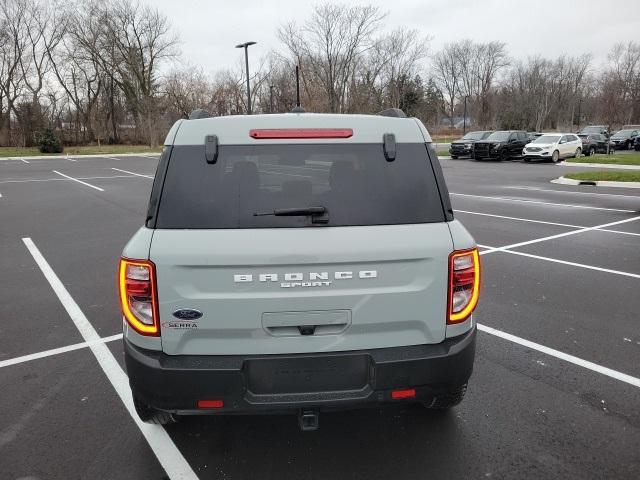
124,327,476,414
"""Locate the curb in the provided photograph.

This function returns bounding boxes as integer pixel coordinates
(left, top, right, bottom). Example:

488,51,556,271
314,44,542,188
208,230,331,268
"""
558,161,640,171
0,152,160,161
551,176,640,189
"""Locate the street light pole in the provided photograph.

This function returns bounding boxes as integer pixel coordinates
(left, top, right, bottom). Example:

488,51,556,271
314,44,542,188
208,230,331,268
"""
235,41,256,114
269,85,274,113
463,96,468,135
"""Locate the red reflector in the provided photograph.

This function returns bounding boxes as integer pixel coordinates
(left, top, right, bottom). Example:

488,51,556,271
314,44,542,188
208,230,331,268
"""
391,388,416,399
249,128,353,139
197,399,224,409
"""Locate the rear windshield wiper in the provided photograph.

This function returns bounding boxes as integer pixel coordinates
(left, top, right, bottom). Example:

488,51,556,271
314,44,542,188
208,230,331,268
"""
254,206,329,223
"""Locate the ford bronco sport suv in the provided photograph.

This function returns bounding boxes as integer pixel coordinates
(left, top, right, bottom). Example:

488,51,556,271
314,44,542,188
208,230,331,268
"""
119,109,480,430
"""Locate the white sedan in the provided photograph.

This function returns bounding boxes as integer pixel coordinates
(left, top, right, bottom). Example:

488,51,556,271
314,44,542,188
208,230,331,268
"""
522,134,582,163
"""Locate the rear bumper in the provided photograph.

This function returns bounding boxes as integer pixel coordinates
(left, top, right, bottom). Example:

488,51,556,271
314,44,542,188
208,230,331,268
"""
124,326,476,414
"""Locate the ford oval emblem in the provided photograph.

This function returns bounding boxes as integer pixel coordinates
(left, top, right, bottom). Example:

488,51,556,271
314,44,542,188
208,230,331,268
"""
172,309,203,320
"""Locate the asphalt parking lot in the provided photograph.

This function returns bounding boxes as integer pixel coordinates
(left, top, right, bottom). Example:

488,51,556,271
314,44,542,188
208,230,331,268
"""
1,153,639,479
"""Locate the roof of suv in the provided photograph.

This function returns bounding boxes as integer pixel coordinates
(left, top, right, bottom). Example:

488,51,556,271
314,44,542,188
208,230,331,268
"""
165,113,432,146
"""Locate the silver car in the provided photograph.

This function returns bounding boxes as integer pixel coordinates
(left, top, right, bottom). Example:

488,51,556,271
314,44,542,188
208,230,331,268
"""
118,109,480,430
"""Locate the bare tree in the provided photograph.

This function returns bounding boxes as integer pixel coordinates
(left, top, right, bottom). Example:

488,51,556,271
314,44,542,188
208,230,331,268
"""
432,43,460,128
94,0,178,146
608,42,640,124
163,66,212,119
0,0,29,144
278,4,386,113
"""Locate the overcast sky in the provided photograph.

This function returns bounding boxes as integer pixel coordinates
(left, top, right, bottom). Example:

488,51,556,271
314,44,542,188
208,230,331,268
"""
153,0,639,75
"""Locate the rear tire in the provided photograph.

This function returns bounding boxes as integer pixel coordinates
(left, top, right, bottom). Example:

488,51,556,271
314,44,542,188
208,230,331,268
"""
133,396,179,425
424,384,467,410
588,147,595,157
451,155,458,159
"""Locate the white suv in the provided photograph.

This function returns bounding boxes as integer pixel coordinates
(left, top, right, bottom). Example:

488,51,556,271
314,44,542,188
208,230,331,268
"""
523,133,582,162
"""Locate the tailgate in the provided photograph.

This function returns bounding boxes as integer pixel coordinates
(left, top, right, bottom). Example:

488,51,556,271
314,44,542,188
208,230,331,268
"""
150,224,453,355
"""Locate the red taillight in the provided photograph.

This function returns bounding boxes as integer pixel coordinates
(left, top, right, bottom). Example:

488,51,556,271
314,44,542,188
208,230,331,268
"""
249,128,353,139
118,258,160,336
197,399,224,409
391,388,416,399
447,248,481,324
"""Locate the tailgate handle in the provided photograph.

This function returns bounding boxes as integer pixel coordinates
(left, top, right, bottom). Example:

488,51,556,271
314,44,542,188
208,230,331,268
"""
265,323,348,337
262,310,351,337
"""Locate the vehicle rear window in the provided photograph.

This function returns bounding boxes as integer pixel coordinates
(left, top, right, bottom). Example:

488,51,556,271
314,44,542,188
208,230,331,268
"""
462,131,487,141
486,131,510,141
155,143,445,228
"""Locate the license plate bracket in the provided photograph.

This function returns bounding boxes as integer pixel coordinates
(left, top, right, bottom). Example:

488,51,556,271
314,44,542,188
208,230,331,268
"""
245,355,369,394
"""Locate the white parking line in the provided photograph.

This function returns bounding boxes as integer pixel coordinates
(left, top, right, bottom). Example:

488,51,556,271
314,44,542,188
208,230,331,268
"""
477,324,640,388
20,159,29,164
111,167,153,179
454,209,583,229
0,175,138,184
52,170,104,192
454,209,640,237
450,192,636,213
505,186,640,199
66,157,77,162
0,334,123,369
477,243,640,278
22,238,198,480
480,215,640,254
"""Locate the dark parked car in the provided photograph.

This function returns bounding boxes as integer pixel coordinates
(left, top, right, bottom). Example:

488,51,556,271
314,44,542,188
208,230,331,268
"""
449,130,493,158
610,129,639,150
578,134,610,156
473,131,529,161
579,125,609,137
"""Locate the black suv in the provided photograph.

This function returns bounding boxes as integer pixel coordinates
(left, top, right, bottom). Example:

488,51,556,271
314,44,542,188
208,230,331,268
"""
449,131,493,159
473,131,529,161
579,125,609,137
610,129,639,150
578,134,609,156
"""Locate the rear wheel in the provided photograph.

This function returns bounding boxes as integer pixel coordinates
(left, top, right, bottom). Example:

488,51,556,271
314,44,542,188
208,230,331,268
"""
451,155,458,159
424,384,467,410
574,147,581,158
133,396,179,425
551,150,560,163
588,146,595,156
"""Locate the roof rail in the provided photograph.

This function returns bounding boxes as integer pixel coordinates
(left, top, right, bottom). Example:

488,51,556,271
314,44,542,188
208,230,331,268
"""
189,109,211,120
377,108,407,118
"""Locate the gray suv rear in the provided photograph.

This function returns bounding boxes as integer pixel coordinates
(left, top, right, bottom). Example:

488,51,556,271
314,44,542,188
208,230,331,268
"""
118,111,480,430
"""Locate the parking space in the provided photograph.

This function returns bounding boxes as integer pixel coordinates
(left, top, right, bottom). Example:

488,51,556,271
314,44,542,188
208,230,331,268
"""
1,154,639,479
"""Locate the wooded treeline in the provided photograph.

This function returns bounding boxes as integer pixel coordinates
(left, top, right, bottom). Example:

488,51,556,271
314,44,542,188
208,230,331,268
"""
1,0,639,148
